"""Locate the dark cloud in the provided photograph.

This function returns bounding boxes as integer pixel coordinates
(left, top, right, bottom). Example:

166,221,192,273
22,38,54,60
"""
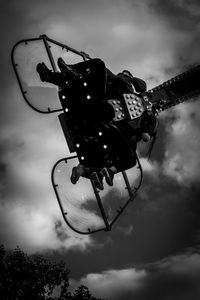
0,2,35,89
148,0,200,71
0,163,7,199
76,249,200,300
137,253,200,300
0,163,7,181
47,172,200,279
55,220,69,242
149,0,200,30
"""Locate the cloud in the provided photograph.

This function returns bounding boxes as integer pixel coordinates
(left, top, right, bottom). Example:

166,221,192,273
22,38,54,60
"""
162,100,200,185
117,224,134,236
140,157,159,174
71,267,147,299
0,83,95,252
1,0,200,257
146,0,200,71
71,250,200,300
148,0,200,29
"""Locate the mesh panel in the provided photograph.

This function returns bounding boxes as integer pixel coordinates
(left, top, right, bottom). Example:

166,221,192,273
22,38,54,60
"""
53,158,105,233
13,39,85,113
52,157,141,234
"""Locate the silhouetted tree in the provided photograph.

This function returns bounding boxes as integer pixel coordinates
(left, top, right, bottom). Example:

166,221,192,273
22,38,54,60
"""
71,285,102,300
0,245,106,300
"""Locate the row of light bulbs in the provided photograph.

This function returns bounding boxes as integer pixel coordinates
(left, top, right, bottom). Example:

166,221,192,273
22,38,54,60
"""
61,80,92,113
76,131,108,161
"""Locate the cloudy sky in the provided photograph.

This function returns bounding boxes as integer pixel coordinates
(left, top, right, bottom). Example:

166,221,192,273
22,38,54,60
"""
1,0,200,299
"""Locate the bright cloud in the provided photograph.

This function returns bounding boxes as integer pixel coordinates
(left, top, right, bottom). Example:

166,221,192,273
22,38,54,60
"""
73,267,147,299
0,199,93,253
0,85,94,252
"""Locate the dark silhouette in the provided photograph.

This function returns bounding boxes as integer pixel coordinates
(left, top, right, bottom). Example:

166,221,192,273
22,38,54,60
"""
0,245,106,300
37,58,157,190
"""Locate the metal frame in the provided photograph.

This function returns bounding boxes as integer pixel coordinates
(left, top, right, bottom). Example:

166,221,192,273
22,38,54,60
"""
51,154,143,234
11,34,90,114
12,34,144,234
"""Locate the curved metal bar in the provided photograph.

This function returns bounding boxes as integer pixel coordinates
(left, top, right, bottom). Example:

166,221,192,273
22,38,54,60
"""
51,156,107,234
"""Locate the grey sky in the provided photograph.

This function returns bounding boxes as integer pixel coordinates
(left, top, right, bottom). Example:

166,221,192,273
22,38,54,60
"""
0,0,200,299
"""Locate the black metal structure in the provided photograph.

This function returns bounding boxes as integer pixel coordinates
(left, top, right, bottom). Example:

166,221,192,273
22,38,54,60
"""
12,35,144,234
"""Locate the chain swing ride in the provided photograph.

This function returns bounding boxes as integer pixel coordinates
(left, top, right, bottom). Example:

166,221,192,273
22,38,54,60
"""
11,35,200,234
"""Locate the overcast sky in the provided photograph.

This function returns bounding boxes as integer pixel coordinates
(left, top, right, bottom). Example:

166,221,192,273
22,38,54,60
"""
1,0,200,299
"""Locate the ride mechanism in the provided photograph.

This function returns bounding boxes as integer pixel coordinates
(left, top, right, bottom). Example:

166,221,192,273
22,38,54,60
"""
11,35,200,234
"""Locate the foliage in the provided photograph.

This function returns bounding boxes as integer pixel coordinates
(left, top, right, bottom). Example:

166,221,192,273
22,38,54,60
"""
0,245,106,300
